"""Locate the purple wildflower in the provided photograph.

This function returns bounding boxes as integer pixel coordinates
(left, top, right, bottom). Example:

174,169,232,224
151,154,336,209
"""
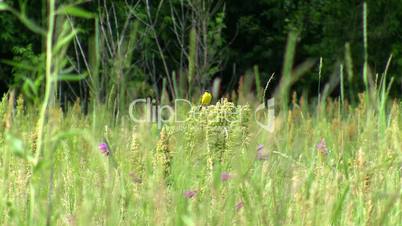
98,143,110,156
220,172,232,182
316,138,328,155
184,190,197,199
235,201,244,211
257,144,269,160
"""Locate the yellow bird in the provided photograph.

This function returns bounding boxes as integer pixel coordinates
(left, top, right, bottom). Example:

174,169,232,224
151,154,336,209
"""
200,90,212,106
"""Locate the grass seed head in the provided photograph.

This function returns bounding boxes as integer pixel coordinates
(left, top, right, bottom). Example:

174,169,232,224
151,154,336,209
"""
30,125,38,154
154,126,172,176
16,94,24,118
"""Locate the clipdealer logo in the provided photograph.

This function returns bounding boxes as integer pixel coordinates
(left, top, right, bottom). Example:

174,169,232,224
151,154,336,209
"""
129,97,275,132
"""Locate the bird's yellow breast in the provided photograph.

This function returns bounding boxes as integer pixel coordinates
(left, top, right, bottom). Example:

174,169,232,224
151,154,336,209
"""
201,92,212,106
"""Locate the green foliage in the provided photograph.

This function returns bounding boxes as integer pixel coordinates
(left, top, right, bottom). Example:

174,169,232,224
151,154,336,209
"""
2,45,44,101
183,99,250,177
5,133,29,160
0,95,401,224
2,1,402,102
57,5,95,19
225,0,402,98
0,2,9,11
2,1,402,224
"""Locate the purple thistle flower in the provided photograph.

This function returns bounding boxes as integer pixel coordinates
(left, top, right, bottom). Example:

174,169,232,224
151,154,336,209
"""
220,172,232,182
235,201,244,211
257,144,269,160
316,138,328,156
98,143,110,156
183,190,197,199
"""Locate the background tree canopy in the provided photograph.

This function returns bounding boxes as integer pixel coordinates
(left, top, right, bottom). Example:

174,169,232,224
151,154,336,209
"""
1,0,401,104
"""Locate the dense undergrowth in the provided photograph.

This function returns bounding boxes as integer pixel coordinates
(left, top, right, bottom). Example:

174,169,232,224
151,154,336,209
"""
0,94,401,225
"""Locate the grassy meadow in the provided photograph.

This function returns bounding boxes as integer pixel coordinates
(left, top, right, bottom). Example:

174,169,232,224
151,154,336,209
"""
1,1,402,225
1,92,402,225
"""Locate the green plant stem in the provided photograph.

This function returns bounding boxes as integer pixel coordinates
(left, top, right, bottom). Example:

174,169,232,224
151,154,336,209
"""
340,64,344,108
30,1,55,222
280,31,297,112
35,0,55,164
363,2,369,105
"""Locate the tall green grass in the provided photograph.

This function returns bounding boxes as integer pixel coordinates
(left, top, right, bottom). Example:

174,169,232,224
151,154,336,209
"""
1,1,401,225
1,93,401,225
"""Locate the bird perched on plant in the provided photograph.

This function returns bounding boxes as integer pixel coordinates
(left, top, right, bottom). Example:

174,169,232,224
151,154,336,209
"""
200,90,212,107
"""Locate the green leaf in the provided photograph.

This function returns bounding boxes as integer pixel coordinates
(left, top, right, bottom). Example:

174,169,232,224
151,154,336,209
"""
58,5,94,19
0,2,9,11
56,73,87,81
181,215,195,226
17,14,46,35
50,129,84,142
22,79,39,98
1,59,36,71
53,28,80,54
6,134,26,158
